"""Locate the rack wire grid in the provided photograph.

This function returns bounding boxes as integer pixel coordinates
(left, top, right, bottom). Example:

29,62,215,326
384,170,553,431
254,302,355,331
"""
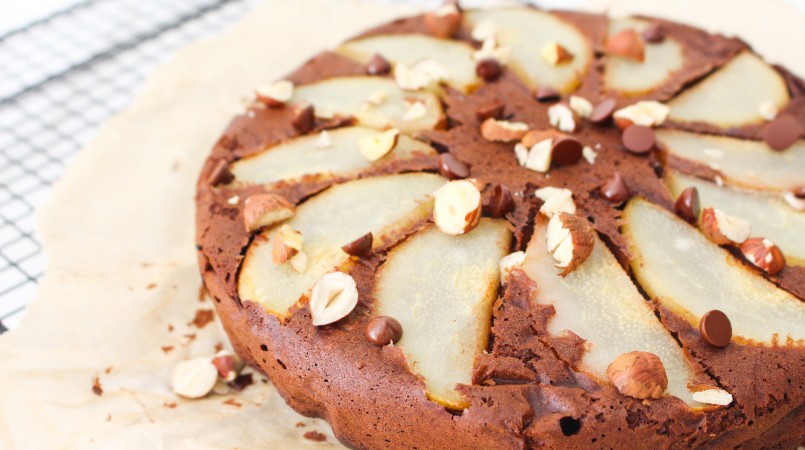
0,0,266,334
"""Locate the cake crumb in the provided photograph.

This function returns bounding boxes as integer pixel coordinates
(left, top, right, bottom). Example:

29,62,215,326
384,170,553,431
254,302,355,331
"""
190,309,214,328
304,431,327,442
229,373,254,392
223,398,242,408
92,375,103,396
296,422,306,428
161,345,174,353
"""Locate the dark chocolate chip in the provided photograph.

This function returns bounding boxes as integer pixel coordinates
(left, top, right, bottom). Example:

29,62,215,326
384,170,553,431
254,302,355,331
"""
534,86,561,102
590,98,617,125
341,232,373,257
551,136,583,166
486,184,515,218
438,153,470,180
365,316,403,346
622,125,655,154
699,310,732,347
365,54,392,76
291,104,315,134
476,58,502,82
207,159,234,187
642,22,665,43
674,186,700,224
763,114,801,151
599,172,631,203
474,99,505,122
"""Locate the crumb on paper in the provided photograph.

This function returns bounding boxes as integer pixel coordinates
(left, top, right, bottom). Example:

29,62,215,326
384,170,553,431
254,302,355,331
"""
223,398,242,408
214,342,224,353
162,345,174,354
147,283,157,290
164,402,177,409
198,285,209,302
229,373,254,392
105,366,113,374
304,431,327,442
92,375,103,396
190,309,215,328
296,422,306,428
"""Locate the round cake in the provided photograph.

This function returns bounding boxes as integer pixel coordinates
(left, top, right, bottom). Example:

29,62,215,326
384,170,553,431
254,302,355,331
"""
195,4,805,448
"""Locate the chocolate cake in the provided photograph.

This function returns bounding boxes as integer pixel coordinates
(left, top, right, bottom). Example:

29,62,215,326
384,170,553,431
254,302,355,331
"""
195,4,805,448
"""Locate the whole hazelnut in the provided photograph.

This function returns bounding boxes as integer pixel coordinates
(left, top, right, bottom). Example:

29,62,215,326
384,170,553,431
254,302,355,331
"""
740,237,786,275
607,351,668,400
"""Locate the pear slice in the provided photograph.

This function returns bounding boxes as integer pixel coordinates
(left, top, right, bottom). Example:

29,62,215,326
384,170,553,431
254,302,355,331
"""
623,198,805,345
230,126,436,185
521,220,699,405
665,171,805,264
238,173,445,316
604,18,684,95
464,8,593,93
292,76,443,132
668,52,789,128
657,130,805,192
336,34,479,93
374,219,512,409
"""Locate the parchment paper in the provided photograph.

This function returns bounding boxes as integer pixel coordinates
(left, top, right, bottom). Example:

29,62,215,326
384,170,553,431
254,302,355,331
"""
0,0,801,449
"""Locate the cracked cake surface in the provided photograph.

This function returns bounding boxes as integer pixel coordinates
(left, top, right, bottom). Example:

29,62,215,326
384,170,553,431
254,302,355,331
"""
195,4,805,449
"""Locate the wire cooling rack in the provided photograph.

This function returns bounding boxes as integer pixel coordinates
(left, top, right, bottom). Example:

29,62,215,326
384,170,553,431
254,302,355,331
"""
0,0,264,332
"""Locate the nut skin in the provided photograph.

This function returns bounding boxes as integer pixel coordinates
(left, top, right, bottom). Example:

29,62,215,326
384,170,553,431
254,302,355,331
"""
243,193,295,232
642,22,665,43
365,54,392,76
607,351,668,400
424,3,461,39
207,159,234,187
674,186,700,224
272,225,303,265
551,212,595,277
365,316,403,346
474,99,505,122
521,129,563,149
605,28,645,62
740,237,786,275
480,118,529,142
700,207,749,246
341,232,373,257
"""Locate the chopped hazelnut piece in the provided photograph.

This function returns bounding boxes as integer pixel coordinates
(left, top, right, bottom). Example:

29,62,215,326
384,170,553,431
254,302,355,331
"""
255,80,294,107
433,180,482,235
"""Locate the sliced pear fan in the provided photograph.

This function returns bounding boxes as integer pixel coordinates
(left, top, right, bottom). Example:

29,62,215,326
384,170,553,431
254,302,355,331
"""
230,126,436,185
238,173,445,316
464,8,593,93
374,220,512,409
604,18,684,95
292,76,443,132
657,130,805,191
668,52,789,128
336,34,479,93
522,220,700,405
623,198,805,345
665,171,805,264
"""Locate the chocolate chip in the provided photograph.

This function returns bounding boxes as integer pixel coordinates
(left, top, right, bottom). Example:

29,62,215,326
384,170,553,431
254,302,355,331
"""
642,22,665,43
763,114,801,151
476,58,502,82
699,310,732,347
291,104,315,134
534,86,561,102
365,54,391,76
590,98,616,125
486,184,515,218
438,153,470,180
599,172,631,203
674,186,700,224
622,125,655,154
474,99,505,122
207,159,234,187
341,232,373,257
551,136,583,166
365,316,403,346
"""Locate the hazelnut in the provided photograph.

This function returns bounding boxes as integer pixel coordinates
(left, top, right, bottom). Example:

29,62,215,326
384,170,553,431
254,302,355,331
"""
402,100,428,122
607,351,668,400
309,272,359,326
472,37,512,65
499,251,526,284
534,186,576,218
211,350,243,382
545,212,595,276
471,19,497,42
243,194,295,232
605,29,645,62
433,180,482,235
540,41,574,66
342,232,374,257
783,189,805,211
547,103,576,132
688,385,733,406
359,128,400,161
612,101,670,129
569,96,593,119
171,357,218,399
740,237,786,275
700,208,751,245
424,2,461,39
255,80,294,107
273,225,303,265
480,118,529,142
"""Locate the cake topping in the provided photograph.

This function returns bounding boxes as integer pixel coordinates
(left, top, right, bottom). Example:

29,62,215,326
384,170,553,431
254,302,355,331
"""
700,208,751,245
590,98,616,125
763,114,801,151
499,251,526,284
740,237,786,275
171,357,219,399
641,22,665,43
540,41,574,66
394,62,432,91
364,89,388,107
699,310,732,347
521,129,561,148
535,186,576,217
517,139,551,172
674,186,700,224
402,100,428,121
599,172,631,203
255,80,294,107
485,183,515,218
472,37,511,65
438,153,470,180
548,103,576,132
613,101,669,128
605,28,645,62
211,350,240,382
474,99,504,121
243,194,295,232
342,232,373,257
315,130,332,148
480,118,529,142
568,96,593,119
690,387,734,406
471,19,497,42
534,85,561,102
757,100,778,121
359,129,399,161
207,159,234,187
309,272,359,326
273,225,304,266
546,212,594,276
551,136,584,166
291,103,315,134
783,189,805,211
582,145,597,164
434,180,482,235
365,54,392,76
607,352,668,400
622,125,656,154
476,58,502,82
424,2,461,39
365,316,403,346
